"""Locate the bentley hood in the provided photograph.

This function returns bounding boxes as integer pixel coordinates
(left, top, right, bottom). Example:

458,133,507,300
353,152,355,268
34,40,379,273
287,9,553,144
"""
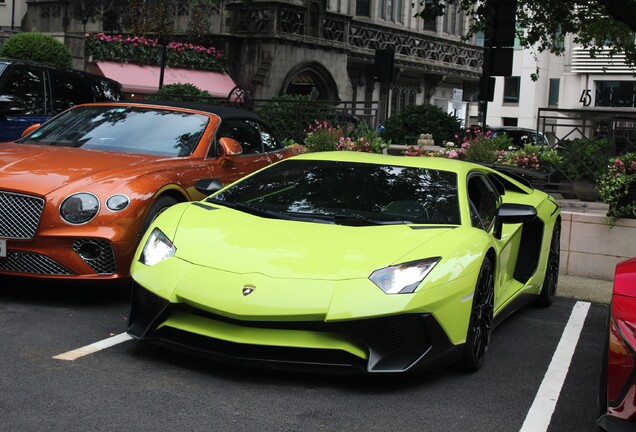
0,143,160,195
170,202,456,281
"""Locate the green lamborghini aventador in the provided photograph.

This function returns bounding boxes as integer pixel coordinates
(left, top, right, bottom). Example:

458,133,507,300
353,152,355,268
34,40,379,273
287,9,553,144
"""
128,151,561,374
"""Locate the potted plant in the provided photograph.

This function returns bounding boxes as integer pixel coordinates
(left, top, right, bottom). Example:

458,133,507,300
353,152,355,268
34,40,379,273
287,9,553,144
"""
598,152,636,224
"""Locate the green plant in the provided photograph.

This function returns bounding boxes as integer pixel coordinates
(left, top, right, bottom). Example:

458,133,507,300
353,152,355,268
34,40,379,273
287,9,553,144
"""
337,124,390,153
0,32,72,68
598,152,636,224
303,120,343,152
382,104,462,146
84,33,228,71
256,95,339,143
560,138,609,181
407,128,511,163
153,83,212,102
499,144,563,171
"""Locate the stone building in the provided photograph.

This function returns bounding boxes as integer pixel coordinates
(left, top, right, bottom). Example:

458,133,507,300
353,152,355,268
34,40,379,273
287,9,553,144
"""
19,0,483,122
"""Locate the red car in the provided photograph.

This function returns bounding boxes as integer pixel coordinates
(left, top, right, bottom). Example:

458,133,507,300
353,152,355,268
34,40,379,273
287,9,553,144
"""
0,101,294,282
599,257,636,431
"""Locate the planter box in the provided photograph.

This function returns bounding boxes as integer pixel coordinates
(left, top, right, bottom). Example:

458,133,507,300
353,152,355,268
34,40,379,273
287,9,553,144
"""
560,210,636,280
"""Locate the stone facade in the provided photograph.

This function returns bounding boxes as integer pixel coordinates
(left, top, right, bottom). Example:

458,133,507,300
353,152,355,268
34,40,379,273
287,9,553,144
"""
20,0,483,123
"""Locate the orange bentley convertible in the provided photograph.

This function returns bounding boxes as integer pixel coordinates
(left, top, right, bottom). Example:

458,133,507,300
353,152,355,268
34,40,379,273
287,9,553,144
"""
0,101,294,281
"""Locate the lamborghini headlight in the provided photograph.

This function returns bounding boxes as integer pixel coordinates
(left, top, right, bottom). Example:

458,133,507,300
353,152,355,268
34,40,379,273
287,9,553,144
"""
139,228,176,266
369,258,441,294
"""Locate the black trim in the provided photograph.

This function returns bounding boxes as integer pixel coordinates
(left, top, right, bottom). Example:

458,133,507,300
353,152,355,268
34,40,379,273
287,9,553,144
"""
128,283,462,374
191,202,218,211
513,218,544,283
597,414,636,432
409,225,458,230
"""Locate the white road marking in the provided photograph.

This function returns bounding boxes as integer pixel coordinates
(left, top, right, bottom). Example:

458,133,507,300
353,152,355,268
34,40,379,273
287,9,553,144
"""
519,301,591,432
53,332,133,361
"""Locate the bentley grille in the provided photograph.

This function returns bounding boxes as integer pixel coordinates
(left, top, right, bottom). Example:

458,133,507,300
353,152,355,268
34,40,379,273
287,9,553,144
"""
0,251,73,275
0,191,44,239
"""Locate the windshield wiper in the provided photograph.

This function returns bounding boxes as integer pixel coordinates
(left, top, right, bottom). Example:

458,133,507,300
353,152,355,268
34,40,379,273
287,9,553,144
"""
285,212,413,226
206,198,293,220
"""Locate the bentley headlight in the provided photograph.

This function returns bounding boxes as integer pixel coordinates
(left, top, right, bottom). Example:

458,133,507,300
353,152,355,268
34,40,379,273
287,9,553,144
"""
106,194,130,211
369,258,441,294
139,228,176,266
60,193,100,224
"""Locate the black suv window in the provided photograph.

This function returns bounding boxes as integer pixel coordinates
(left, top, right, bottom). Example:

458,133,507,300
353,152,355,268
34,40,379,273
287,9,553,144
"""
49,70,96,113
0,66,46,115
89,76,124,102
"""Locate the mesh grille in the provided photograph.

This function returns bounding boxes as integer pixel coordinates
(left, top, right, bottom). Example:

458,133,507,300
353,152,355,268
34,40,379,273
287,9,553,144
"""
0,191,44,239
0,251,73,275
72,239,116,275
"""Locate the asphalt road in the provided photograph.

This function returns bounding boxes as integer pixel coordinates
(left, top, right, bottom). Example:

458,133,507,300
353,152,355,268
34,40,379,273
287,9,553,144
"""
0,280,608,432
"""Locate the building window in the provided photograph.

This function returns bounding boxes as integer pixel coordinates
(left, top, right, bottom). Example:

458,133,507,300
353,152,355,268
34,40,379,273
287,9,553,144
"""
502,117,518,126
356,0,370,17
380,0,404,23
421,0,437,31
390,88,417,115
503,76,520,103
548,78,560,106
595,81,636,107
443,2,464,36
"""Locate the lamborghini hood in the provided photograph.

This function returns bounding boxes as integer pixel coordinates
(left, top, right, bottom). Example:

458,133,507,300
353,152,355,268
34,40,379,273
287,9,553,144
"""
171,203,456,280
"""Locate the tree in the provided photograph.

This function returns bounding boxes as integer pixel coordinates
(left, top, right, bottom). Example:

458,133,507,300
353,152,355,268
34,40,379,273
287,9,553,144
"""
416,1,636,73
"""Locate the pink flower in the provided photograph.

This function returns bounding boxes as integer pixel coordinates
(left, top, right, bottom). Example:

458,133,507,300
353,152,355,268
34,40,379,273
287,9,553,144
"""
448,150,459,159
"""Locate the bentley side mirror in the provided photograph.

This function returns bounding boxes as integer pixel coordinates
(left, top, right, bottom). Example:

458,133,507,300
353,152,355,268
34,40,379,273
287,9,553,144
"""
21,123,41,138
218,137,243,156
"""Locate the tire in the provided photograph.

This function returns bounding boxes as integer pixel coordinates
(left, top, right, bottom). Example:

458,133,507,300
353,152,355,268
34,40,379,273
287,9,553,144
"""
459,256,494,372
139,195,178,238
537,221,560,307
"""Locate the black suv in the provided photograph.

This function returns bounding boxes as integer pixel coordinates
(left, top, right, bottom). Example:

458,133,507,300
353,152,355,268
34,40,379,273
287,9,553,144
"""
0,58,124,141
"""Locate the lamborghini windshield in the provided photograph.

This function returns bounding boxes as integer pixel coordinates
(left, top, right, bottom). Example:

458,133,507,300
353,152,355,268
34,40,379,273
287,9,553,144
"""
210,159,461,226
20,105,209,157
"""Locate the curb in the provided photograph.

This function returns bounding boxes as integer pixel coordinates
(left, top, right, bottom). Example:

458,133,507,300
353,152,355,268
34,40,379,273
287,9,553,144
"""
557,273,613,305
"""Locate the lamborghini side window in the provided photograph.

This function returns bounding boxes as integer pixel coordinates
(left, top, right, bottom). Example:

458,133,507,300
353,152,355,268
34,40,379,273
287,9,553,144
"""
467,174,500,232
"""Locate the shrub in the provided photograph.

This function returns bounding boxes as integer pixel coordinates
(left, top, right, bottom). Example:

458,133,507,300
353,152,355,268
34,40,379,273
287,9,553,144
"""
256,94,338,143
0,32,72,68
382,104,463,146
560,138,609,181
153,83,212,102
303,120,342,152
598,153,636,224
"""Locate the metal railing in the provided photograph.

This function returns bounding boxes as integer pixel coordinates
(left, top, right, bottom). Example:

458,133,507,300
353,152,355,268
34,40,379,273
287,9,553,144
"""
132,91,380,144
536,107,636,198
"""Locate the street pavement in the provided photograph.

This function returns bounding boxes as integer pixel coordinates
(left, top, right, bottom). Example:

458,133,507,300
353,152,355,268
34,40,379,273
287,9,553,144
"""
558,273,613,304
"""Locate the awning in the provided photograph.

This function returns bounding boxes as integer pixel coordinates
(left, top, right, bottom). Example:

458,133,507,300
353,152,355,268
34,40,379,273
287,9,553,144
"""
90,61,237,98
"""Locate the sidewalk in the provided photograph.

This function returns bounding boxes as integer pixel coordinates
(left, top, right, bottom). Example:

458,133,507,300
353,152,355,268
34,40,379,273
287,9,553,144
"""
557,273,613,305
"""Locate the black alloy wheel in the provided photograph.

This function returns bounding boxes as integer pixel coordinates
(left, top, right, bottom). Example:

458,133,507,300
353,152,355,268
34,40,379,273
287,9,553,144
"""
538,221,560,307
460,256,494,372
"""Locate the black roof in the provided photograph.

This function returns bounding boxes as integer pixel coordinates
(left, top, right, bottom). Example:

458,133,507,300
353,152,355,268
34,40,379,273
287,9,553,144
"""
0,57,120,85
122,99,260,120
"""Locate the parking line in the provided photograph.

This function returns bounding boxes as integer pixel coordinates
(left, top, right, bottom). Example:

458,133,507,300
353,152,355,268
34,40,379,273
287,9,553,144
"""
53,332,133,361
519,300,591,432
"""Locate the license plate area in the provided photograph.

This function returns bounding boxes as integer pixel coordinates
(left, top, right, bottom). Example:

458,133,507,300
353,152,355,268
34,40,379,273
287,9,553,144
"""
0,239,6,258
